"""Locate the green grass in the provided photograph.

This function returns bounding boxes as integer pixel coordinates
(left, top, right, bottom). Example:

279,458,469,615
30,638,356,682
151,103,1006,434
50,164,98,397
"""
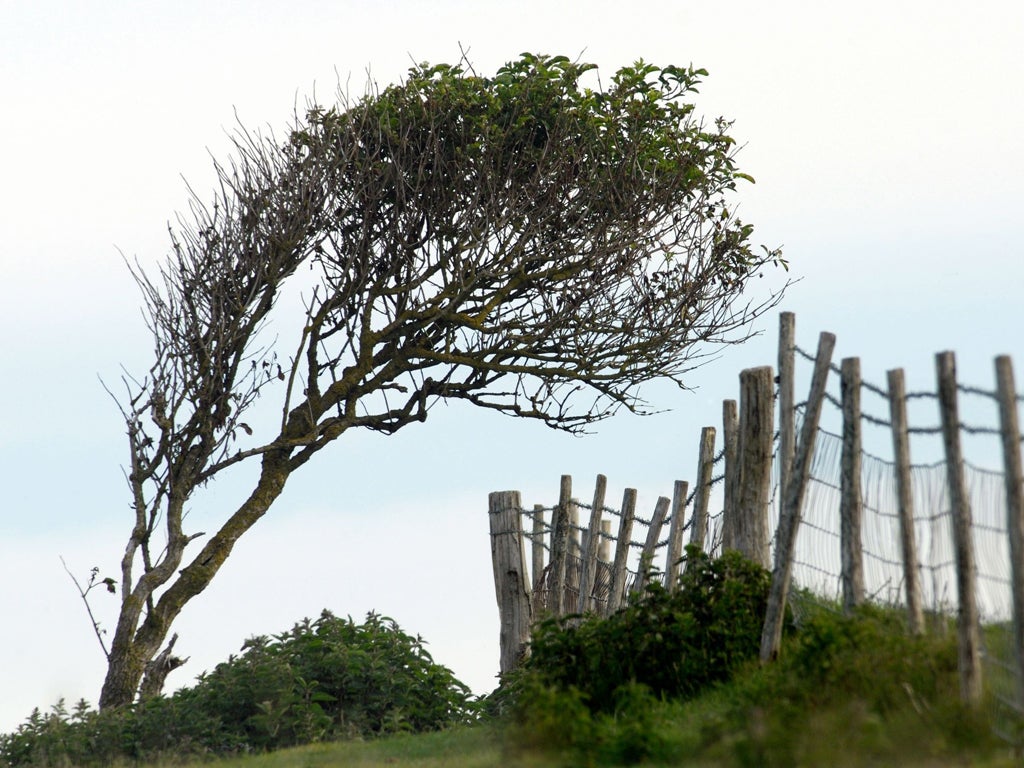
142,703,1017,768
167,725,519,768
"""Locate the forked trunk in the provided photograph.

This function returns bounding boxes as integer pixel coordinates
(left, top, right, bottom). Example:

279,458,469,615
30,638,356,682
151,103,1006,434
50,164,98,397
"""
99,458,291,709
99,637,160,710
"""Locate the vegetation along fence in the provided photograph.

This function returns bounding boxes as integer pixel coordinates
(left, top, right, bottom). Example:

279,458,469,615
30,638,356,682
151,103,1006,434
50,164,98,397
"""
488,311,1024,738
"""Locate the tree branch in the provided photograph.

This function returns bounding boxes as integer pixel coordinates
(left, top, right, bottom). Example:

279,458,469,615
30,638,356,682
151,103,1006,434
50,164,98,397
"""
61,557,113,661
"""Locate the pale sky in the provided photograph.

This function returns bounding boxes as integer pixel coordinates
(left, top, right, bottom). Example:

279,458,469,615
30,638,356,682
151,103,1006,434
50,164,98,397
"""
1,1,1023,731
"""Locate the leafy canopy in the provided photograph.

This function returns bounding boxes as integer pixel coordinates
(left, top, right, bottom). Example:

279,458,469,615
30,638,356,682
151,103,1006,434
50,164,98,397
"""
139,52,784,484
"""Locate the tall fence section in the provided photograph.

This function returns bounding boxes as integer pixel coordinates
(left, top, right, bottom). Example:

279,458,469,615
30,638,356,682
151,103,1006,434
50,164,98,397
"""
488,312,1024,736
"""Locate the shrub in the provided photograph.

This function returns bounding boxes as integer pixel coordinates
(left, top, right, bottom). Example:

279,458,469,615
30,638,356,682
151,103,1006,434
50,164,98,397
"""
503,679,687,766
186,609,477,745
706,603,1000,766
0,610,477,766
767,602,961,712
524,546,773,711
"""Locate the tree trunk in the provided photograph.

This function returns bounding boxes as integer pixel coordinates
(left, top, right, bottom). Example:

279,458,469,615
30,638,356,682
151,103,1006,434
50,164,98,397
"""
139,634,188,700
99,455,291,709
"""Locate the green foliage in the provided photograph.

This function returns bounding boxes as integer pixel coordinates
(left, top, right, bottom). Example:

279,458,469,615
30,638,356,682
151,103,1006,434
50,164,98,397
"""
506,597,1012,767
504,679,688,767
0,611,476,766
781,603,958,709
501,548,772,765
523,547,772,712
682,603,1004,767
7,603,1014,767
294,52,785,306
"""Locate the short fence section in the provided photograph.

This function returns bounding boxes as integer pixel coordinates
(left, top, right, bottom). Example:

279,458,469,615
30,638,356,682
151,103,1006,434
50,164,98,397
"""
488,471,719,675
488,311,1024,740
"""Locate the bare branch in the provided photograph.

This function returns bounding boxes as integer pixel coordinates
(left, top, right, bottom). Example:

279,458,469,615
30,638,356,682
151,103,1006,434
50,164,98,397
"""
61,557,112,661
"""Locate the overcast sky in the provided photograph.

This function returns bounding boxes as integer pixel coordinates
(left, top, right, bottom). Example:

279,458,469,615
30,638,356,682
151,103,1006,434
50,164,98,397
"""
2,1,1022,731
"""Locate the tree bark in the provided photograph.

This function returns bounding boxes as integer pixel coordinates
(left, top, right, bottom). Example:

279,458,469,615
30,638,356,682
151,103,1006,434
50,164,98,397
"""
139,633,188,700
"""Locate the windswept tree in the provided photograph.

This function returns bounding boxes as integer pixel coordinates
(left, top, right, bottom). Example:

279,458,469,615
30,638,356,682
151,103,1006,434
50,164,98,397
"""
97,53,786,709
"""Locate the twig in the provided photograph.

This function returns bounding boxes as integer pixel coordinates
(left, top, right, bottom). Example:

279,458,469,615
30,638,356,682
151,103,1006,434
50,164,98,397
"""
60,556,113,661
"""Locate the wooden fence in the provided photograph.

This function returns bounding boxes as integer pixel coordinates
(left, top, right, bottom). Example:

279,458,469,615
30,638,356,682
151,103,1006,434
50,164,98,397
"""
488,311,1024,723
488,472,712,674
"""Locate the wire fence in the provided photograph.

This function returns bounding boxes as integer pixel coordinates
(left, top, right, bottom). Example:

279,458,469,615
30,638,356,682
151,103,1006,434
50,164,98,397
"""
783,343,1023,741
489,313,1024,742
495,492,726,616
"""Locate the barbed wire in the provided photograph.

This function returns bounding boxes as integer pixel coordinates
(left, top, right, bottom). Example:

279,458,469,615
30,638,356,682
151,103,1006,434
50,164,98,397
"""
862,549,905,570
800,388,1018,439
978,572,1013,587
792,344,1024,404
494,504,680,552
789,558,837,580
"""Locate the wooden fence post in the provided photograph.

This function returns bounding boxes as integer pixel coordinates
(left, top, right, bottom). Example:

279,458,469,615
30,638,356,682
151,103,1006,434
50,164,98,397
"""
488,491,533,674
566,498,581,609
570,500,581,555
598,519,612,605
995,355,1024,713
887,369,924,634
607,488,637,615
840,357,865,614
635,496,670,594
664,480,689,590
722,399,739,551
761,331,836,662
778,312,796,501
531,504,546,594
548,475,573,616
578,475,608,614
936,351,982,705
689,427,717,552
737,366,774,567
599,520,611,563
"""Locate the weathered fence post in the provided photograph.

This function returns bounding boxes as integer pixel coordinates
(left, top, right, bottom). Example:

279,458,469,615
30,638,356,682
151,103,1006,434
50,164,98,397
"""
737,366,774,567
664,480,689,590
635,496,670,594
936,351,982,705
488,491,533,674
578,475,608,614
840,357,865,614
531,504,546,594
995,355,1024,713
607,488,637,615
569,499,581,555
599,520,611,562
548,475,573,616
887,368,924,634
598,519,612,605
566,497,581,609
761,331,836,662
689,427,717,552
722,399,739,551
778,312,797,501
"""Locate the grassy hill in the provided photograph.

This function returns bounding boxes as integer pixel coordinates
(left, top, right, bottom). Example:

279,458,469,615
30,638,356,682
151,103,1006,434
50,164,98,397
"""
4,557,1021,767
167,606,1019,767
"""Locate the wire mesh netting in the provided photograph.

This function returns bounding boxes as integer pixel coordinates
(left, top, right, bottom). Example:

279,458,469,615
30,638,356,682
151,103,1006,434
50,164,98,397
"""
495,326,1024,743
